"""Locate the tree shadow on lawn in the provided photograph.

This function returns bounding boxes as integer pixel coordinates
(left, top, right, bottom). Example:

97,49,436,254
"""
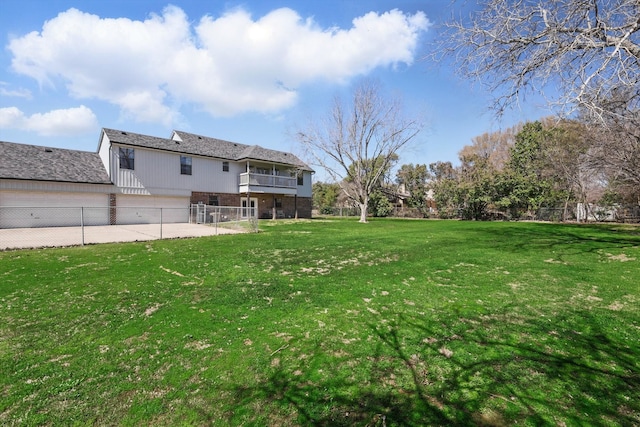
225,309,639,426
464,222,640,261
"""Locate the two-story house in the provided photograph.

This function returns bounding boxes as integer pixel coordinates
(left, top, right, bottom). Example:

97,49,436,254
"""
0,128,313,228
99,128,313,221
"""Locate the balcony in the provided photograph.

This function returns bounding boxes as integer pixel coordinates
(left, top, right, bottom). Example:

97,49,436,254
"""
239,172,297,195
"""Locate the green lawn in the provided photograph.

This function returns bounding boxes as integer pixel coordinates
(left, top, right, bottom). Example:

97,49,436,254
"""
1,219,639,426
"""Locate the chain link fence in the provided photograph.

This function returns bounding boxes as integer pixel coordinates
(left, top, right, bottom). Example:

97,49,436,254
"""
0,205,257,250
189,204,258,232
313,207,360,217
390,207,430,218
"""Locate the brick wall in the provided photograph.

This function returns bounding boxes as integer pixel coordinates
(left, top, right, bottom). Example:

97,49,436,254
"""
190,192,312,219
292,197,312,218
190,192,240,207
109,193,117,225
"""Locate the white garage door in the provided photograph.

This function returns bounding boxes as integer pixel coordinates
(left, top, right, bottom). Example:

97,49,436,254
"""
0,191,109,228
115,195,190,224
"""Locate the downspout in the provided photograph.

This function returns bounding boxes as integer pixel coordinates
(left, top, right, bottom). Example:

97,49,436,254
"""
272,194,276,220
246,160,251,218
273,164,277,220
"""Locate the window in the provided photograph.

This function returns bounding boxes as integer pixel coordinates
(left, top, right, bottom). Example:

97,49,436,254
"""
119,147,135,170
275,198,282,208
208,195,219,206
222,161,229,172
180,156,192,175
297,172,304,186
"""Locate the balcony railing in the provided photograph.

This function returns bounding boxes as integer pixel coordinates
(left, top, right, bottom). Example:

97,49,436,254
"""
239,172,297,189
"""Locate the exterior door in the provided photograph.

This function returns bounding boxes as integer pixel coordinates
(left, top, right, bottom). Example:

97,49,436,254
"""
241,198,257,218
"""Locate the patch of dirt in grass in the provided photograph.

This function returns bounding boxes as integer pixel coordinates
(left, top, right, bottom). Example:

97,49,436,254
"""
144,388,173,398
144,303,162,316
472,409,508,427
607,301,625,311
606,253,636,262
617,404,640,421
185,340,212,350
333,349,350,357
49,354,72,366
64,262,98,272
272,332,294,342
507,282,522,291
159,266,185,276
455,262,477,267
124,331,149,345
266,248,399,277
300,266,330,275
438,347,454,358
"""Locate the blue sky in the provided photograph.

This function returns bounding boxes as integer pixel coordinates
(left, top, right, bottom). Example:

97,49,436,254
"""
0,0,551,177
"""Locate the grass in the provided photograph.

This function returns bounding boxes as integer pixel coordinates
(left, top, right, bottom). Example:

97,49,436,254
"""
0,218,639,426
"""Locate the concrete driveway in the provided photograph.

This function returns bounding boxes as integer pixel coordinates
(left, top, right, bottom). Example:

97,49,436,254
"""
0,223,244,250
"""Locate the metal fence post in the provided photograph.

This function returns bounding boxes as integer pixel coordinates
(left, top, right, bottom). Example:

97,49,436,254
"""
160,208,163,240
81,207,85,246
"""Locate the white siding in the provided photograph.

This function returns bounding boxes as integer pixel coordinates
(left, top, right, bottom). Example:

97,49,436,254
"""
110,145,240,195
1,179,114,194
116,195,189,224
297,171,313,198
104,142,311,199
98,132,112,176
0,191,109,228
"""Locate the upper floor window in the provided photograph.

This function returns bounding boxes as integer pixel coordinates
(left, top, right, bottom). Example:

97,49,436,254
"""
180,156,192,175
297,172,304,186
222,161,229,172
119,148,135,170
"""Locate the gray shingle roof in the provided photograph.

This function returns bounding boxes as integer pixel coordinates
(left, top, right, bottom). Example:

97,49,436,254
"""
103,128,312,171
176,130,313,171
0,141,112,184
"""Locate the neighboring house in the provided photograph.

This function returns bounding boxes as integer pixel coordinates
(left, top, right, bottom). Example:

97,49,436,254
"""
0,128,313,228
380,184,411,208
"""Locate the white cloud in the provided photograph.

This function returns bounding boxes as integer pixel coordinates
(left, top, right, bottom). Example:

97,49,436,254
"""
0,82,32,99
7,6,430,123
0,105,98,136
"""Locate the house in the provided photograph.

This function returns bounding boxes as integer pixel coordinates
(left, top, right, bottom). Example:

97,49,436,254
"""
0,128,313,228
0,141,115,228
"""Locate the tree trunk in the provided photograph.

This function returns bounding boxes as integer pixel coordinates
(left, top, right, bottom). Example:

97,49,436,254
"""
358,200,368,223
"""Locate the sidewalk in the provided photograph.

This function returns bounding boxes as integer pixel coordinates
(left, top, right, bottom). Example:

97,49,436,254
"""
0,223,243,250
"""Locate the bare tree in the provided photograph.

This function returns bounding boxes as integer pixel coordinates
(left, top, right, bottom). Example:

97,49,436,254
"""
295,80,422,223
586,109,640,191
458,124,521,171
439,0,640,118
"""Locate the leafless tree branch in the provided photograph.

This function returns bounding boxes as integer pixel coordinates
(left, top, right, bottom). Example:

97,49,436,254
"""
437,0,640,118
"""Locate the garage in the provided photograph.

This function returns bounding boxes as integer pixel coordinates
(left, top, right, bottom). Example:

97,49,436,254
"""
0,191,110,228
115,195,190,225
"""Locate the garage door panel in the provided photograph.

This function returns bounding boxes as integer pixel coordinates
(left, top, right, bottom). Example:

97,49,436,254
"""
116,196,189,224
0,191,109,228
